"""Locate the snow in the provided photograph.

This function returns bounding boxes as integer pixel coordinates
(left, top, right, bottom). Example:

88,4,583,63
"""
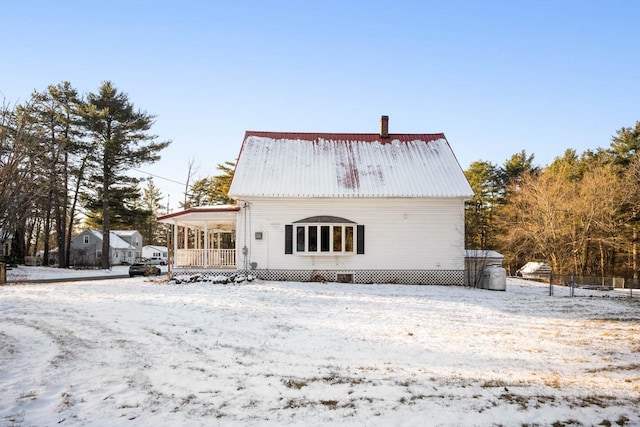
88,230,136,250
1,269,639,426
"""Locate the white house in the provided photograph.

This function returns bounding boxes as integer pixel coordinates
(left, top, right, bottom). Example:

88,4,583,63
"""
158,116,474,284
70,229,142,266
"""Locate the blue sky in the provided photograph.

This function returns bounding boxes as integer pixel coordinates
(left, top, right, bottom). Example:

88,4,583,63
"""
3,1,639,210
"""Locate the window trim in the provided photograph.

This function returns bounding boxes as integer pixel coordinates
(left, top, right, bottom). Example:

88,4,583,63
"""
286,217,364,256
292,223,358,256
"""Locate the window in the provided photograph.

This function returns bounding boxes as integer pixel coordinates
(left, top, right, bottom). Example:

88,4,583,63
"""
285,216,363,255
285,225,293,254
345,226,354,252
308,226,317,251
333,227,342,252
296,226,305,252
83,235,89,244
320,226,330,252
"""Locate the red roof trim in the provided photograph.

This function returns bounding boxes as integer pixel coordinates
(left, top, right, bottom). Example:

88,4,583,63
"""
243,131,446,144
157,206,240,221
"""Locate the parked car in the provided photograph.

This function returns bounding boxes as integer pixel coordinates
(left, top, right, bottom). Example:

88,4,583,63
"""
148,256,167,266
129,262,161,277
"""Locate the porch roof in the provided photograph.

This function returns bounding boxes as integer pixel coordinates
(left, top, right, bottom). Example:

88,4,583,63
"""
157,205,239,231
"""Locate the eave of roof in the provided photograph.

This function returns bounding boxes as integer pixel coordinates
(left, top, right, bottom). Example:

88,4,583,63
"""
156,205,240,222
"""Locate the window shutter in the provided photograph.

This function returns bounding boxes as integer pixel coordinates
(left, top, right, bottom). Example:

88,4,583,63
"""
285,225,293,254
356,225,365,254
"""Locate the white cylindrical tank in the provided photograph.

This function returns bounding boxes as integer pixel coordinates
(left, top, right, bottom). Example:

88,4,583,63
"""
481,265,507,291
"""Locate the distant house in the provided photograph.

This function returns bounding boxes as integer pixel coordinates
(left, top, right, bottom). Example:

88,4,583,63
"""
112,230,143,257
158,116,474,284
0,229,11,261
70,229,142,266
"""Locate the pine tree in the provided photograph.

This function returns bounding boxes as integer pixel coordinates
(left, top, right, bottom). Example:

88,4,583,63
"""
184,161,236,207
140,179,166,245
81,81,170,268
610,121,640,166
464,161,501,249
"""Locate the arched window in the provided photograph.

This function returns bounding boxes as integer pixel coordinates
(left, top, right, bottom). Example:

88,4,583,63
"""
285,216,364,255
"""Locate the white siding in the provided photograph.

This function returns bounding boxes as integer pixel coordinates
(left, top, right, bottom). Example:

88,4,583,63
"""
236,198,465,272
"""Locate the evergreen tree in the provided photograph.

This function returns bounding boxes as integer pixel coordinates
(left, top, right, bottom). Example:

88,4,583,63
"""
464,161,501,249
610,121,640,166
82,184,150,231
211,161,235,205
499,150,538,197
81,81,170,268
140,179,166,245
184,161,236,207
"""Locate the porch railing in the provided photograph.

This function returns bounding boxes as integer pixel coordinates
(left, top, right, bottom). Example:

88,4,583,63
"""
175,249,236,268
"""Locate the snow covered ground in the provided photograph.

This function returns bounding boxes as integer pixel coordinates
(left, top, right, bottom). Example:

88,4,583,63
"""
5,265,167,281
1,269,638,426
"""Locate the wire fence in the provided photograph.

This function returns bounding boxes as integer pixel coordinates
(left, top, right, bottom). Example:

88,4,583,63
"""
518,273,637,298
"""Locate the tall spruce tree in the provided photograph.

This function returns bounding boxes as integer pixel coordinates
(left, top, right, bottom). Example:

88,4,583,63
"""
82,81,170,268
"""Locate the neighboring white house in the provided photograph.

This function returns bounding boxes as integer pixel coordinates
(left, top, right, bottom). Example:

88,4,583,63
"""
158,116,474,284
70,229,142,266
142,245,168,264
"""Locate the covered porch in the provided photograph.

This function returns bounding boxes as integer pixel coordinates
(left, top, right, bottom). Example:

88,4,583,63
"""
157,205,240,270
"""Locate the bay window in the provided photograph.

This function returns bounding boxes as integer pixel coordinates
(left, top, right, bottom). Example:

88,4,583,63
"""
286,216,363,255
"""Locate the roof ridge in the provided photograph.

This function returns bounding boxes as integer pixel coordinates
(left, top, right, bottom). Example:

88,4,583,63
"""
243,131,447,144
245,131,446,137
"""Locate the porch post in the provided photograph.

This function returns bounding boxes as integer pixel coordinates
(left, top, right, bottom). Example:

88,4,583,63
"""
203,222,209,267
173,219,178,268
183,225,188,252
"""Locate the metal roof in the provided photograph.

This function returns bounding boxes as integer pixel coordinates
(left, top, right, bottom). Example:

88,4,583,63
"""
228,131,474,198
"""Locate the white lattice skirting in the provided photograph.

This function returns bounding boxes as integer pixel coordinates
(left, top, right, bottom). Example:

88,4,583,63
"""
173,269,465,285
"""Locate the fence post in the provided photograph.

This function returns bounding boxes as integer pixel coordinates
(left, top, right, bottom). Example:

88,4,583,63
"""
570,273,575,297
549,270,554,296
0,263,5,285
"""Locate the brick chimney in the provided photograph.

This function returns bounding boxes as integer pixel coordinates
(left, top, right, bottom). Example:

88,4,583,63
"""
380,115,389,138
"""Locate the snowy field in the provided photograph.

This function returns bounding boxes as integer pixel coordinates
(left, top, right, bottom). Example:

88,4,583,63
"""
1,269,639,427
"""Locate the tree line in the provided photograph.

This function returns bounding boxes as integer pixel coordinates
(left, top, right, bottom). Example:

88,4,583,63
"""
465,121,640,279
3,79,638,277
0,81,169,268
